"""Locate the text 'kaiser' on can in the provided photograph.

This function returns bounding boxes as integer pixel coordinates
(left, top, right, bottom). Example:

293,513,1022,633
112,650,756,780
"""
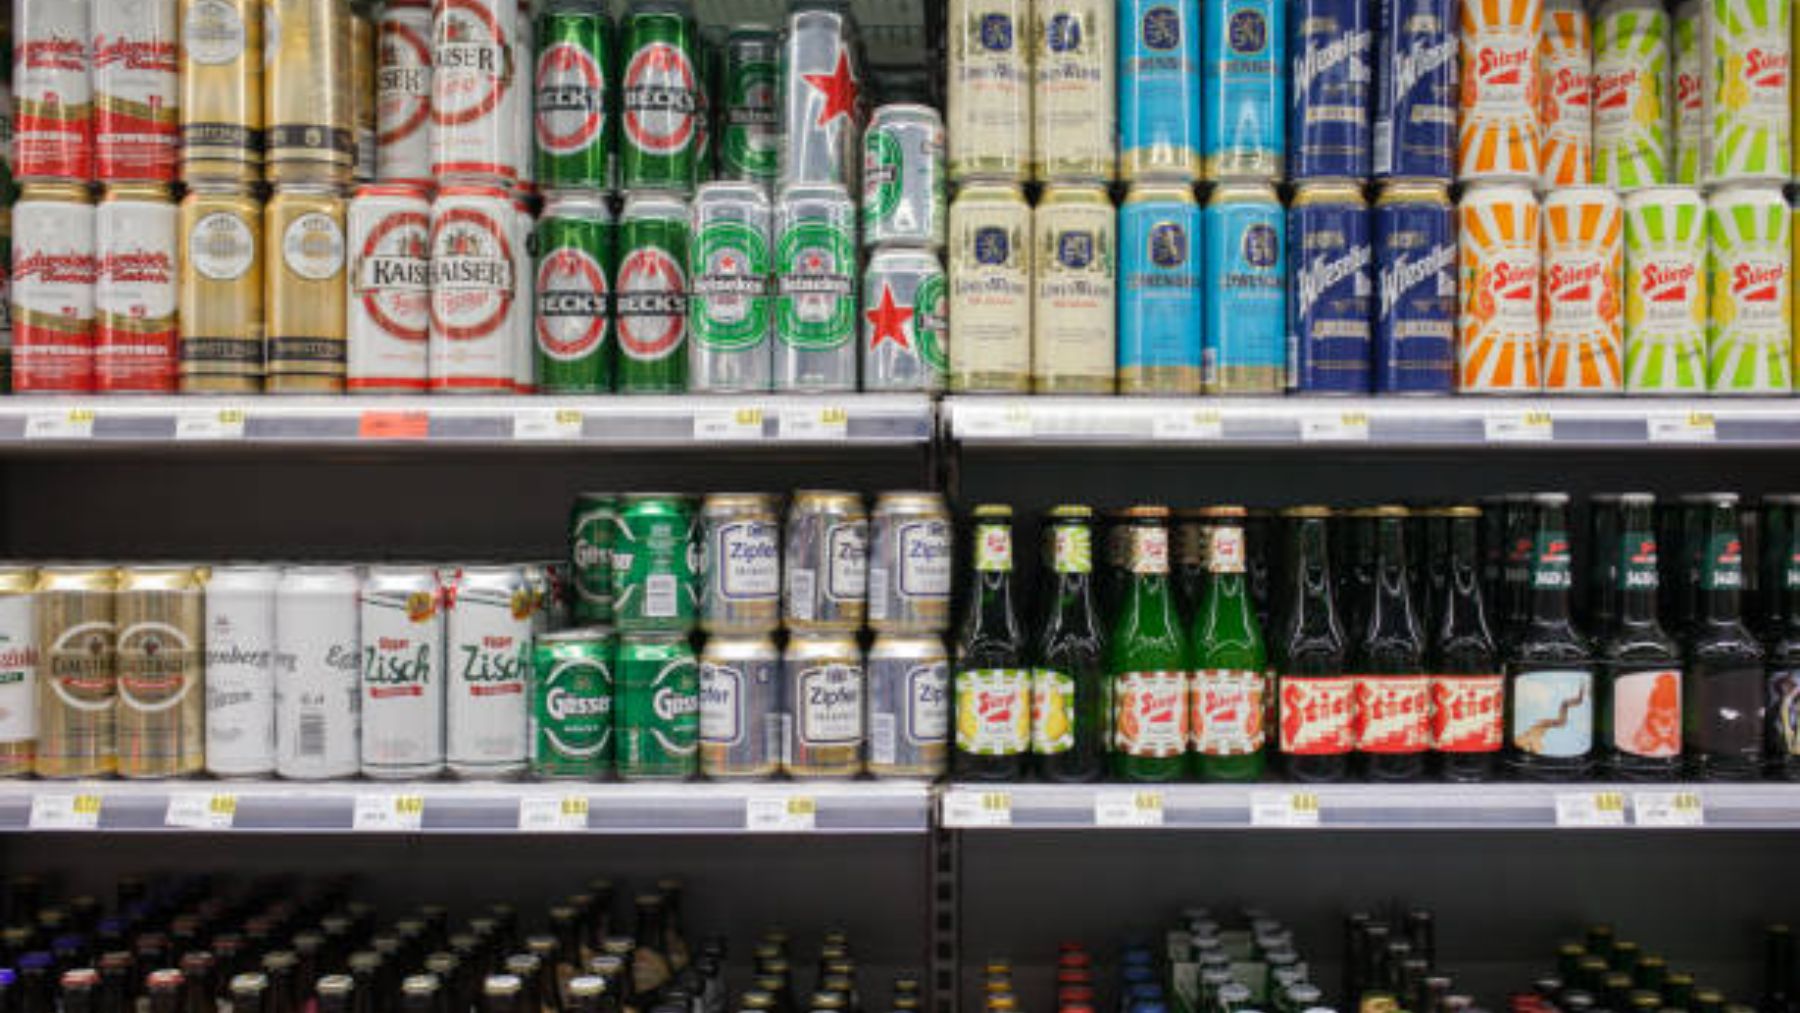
348,182,432,392
430,0,518,183
377,0,434,183
430,184,517,392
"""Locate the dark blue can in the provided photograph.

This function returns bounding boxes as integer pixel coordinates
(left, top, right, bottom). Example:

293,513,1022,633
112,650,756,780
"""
1373,180,1455,394
1371,0,1457,181
1289,0,1372,180
1287,181,1372,394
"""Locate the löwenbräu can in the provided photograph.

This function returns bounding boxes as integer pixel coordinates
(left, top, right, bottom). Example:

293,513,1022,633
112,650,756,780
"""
443,564,531,778
204,565,278,778
1030,0,1114,183
530,627,616,779
781,633,865,779
1119,0,1201,182
863,103,947,249
862,246,948,393
274,565,361,781
1033,182,1116,393
533,0,615,193
1201,0,1284,182
613,493,698,633
115,566,205,779
785,490,868,632
619,0,701,194
775,182,857,391
570,493,617,625
359,565,445,779
1118,182,1201,395
179,182,264,392
35,566,118,779
616,631,699,781
689,181,773,391
867,633,949,780
616,191,690,392
949,180,1032,392
1203,181,1286,393
699,633,779,778
265,184,349,392
700,493,781,635
1287,181,1372,394
946,0,1028,182
534,192,616,393
869,492,953,635
1373,180,1455,394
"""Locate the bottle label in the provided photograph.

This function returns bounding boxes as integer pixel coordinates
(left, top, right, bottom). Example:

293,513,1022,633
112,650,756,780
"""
1617,531,1659,591
1277,675,1356,755
1701,531,1744,591
1769,668,1800,755
1531,530,1573,589
955,668,1030,755
1112,670,1187,757
1689,662,1763,756
1128,526,1169,574
1610,668,1681,758
1208,526,1245,573
975,524,1013,572
1189,669,1265,755
1429,674,1505,753
1030,667,1075,754
1353,675,1431,753
1052,524,1093,574
1509,669,1593,757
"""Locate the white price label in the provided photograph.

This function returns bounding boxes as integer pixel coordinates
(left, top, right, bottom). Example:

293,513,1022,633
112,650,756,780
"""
1250,791,1320,827
1300,412,1369,442
175,407,247,440
1095,790,1165,827
518,795,590,832
353,793,425,832
693,406,766,441
513,408,583,441
1152,410,1224,441
1484,410,1553,442
29,792,102,830
779,405,850,440
746,795,818,832
957,406,1034,440
1633,790,1704,827
1648,411,1716,443
25,408,96,440
165,792,237,829
1555,790,1627,827
942,789,1013,828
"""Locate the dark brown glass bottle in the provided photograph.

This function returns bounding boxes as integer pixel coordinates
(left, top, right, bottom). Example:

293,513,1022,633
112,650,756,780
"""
1686,493,1765,780
1274,507,1351,783
629,898,672,1005
952,505,1029,781
1353,507,1429,782
62,970,102,1013
1599,494,1683,781
1767,494,1800,779
1431,507,1503,782
1506,493,1595,780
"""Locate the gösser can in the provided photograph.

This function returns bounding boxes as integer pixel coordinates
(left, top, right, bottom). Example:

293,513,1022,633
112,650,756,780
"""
570,492,617,625
0,567,36,779
444,564,532,777
265,184,349,392
616,631,700,781
530,627,616,779
348,182,433,392
862,245,948,392
179,183,264,393
781,632,865,779
12,183,98,394
1033,182,1116,394
1203,181,1286,393
688,181,773,392
868,492,954,635
698,632,780,779
613,493,699,633
948,180,1032,393
700,493,781,635
430,184,517,392
1287,181,1373,394
1374,180,1456,394
866,633,949,780
274,565,362,781
784,490,869,632
359,565,445,779
774,182,858,392
1118,182,1202,395
203,564,279,779
95,183,180,393
34,566,118,780
115,566,205,779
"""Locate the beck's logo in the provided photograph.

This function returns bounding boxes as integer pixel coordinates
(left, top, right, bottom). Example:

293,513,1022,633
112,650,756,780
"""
622,42,697,155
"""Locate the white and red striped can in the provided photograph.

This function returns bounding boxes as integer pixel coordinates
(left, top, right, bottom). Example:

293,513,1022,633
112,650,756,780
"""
95,182,178,391
348,182,432,391
429,0,517,184
12,183,98,392
93,0,180,182
14,0,95,182
1541,184,1624,393
1458,0,1543,182
1538,0,1593,188
509,0,533,188
428,184,516,391
508,189,534,393
377,0,433,183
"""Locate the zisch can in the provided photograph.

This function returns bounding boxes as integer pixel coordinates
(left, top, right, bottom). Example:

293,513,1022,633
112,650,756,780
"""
114,566,205,780
14,0,94,182
348,182,432,392
265,184,349,392
274,565,360,781
377,0,434,183
430,184,517,392
203,564,278,779
700,492,781,635
1705,0,1790,184
1032,182,1116,394
93,0,180,182
444,564,531,778
179,0,263,183
12,183,97,393
1287,181,1372,395
780,632,864,779
179,182,264,392
784,490,868,633
698,632,779,779
1623,185,1708,393
95,183,179,393
1458,180,1542,393
359,565,445,779
34,566,117,780
868,492,953,635
1541,185,1624,394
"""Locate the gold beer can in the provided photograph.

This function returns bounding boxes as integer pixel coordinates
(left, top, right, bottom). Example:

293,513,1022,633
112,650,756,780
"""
264,0,356,185
0,566,39,779
265,184,349,392
179,0,265,183
180,183,266,392
115,566,205,779
350,1,378,181
34,566,119,779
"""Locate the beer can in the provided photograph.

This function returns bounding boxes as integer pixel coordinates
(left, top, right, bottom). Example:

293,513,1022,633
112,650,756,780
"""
359,565,445,779
1373,180,1456,395
1623,186,1707,393
1289,0,1372,181
1705,0,1790,184
1201,0,1284,182
115,566,204,779
0,568,36,779
861,246,948,393
1032,182,1115,393
1539,0,1594,189
688,181,772,391
1458,180,1543,393
33,566,117,779
1287,181,1372,395
698,632,779,779
779,2,863,189
377,0,433,184
1542,185,1625,394
348,182,432,392
692,24,719,186
530,627,615,779
947,0,1028,182
429,184,516,392
1674,0,1704,184
443,564,531,778
1372,0,1457,180
1030,0,1115,183
866,633,949,780
615,190,689,393
862,103,947,249
179,0,263,183
14,0,94,182
264,0,355,184
95,183,179,393
1457,0,1542,182
351,1,377,181
1707,183,1792,392
1593,0,1672,190
1202,181,1285,394
948,180,1032,392
274,565,360,780
570,492,616,625
780,633,864,780
93,0,180,182
12,183,97,393
178,182,264,392
0,199,11,388
203,564,278,779
509,0,534,187
619,0,700,193
265,184,349,392
613,493,698,634
1118,181,1202,395
533,0,613,192
783,490,867,632
1118,0,1200,182
430,0,518,183
616,631,698,781
507,190,535,393
774,182,857,391
535,191,616,393
868,492,953,635
718,26,779,187
522,560,553,635
699,492,781,635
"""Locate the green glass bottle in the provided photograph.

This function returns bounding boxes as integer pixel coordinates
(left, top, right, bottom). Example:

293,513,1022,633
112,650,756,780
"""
1506,493,1595,781
1108,505,1190,783
1032,505,1106,782
952,505,1030,781
1598,493,1683,781
1685,493,1765,780
1189,506,1267,782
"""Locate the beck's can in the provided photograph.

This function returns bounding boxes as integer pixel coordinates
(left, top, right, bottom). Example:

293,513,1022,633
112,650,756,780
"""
868,492,953,635
949,180,1032,392
34,566,118,779
1539,0,1594,189
430,184,517,392
784,490,868,632
700,493,782,635
264,0,355,184
430,0,518,183
866,633,949,780
1201,0,1284,182
613,493,699,634
93,0,180,182
0,569,37,780
13,183,98,393
616,631,699,781
1287,182,1372,394
534,191,617,394
688,181,773,391
1032,182,1116,394
1372,0,1457,180
862,103,947,249
178,182,264,392
273,565,361,781
1622,185,1707,393
780,633,865,779
530,627,616,779
1458,180,1543,393
1541,185,1625,394
359,565,445,779
1592,0,1670,190
616,190,690,393
570,492,617,625
265,184,349,392
947,0,1028,182
862,246,948,393
533,1,615,193
348,182,433,392
778,2,864,189
377,0,434,183
1289,0,1372,181
1707,183,1792,393
179,0,263,183
114,566,205,779
698,633,779,779
203,564,279,779
719,26,779,187
14,0,94,182
619,0,701,194
1373,180,1456,395
774,182,858,391
443,564,532,777
95,183,180,393
1119,0,1200,181
1456,0,1542,182
1118,182,1202,395
1203,182,1286,393
1030,0,1115,182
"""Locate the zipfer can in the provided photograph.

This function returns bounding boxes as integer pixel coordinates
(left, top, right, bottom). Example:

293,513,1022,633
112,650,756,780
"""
444,564,531,778
180,0,263,183
534,191,616,393
204,565,278,779
1374,180,1456,395
774,182,857,391
1118,182,1201,395
570,493,616,624
377,0,433,183
948,180,1032,392
616,191,689,393
93,0,180,183
14,0,94,182
95,183,179,393
700,492,781,635
1623,185,1708,393
862,246,948,393
274,565,361,781
530,628,615,779
620,0,701,193
1289,0,1372,181
866,633,949,780
617,631,698,781
784,490,868,633
781,633,864,779
179,183,264,392
719,26,779,187
1459,180,1542,393
868,492,953,635
533,0,615,193
115,566,205,779
1539,0,1593,189
688,181,773,392
946,0,1025,182
1287,181,1372,395
1372,0,1457,180
348,182,433,392
265,184,349,392
1032,183,1116,394
12,183,97,393
1201,0,1284,182
0,568,33,779
862,103,947,249
1030,0,1114,182
698,633,779,779
1203,181,1285,394
34,566,117,779
430,0,518,182
430,184,517,392
359,565,445,779
613,493,699,633
1118,0,1200,182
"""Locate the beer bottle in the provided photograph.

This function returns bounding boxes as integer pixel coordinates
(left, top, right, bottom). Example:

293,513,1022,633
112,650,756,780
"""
550,910,582,1001
180,956,217,1013
1598,494,1682,781
483,977,523,1013
1765,494,1800,779
1189,506,1267,782
953,505,1031,780
1173,509,1208,626
1352,507,1429,782
1506,493,1595,780
653,881,689,975
398,977,441,1013
527,938,564,1013
1336,508,1377,641
1762,925,1796,1013
629,897,673,1002
1274,507,1352,783
1032,506,1106,783
1685,493,1765,779
63,971,101,1013
314,978,351,1013
1108,506,1190,783
1588,494,1624,639
229,976,269,1013
1245,508,1274,634
566,979,606,1013
1500,494,1534,651
1430,506,1503,782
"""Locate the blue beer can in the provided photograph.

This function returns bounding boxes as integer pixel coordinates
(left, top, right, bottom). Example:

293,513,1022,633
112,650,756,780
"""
1201,0,1284,182
1118,0,1202,182
1373,180,1456,394
1289,0,1373,181
1372,0,1458,181
1118,182,1203,394
1203,181,1286,393
1287,181,1373,394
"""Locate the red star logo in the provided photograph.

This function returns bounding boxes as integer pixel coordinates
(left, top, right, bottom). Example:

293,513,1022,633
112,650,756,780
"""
803,51,860,128
865,283,912,350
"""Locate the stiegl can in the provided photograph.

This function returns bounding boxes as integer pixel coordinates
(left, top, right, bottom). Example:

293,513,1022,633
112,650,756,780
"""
948,180,1032,392
1458,180,1543,393
359,565,445,779
443,564,531,777
1030,0,1114,182
179,183,264,392
93,0,181,182
862,246,948,393
1623,185,1708,393
570,493,617,625
115,566,205,779
866,633,949,780
1592,0,1671,190
530,627,616,779
95,183,180,393
1538,0,1594,188
274,565,361,781
179,0,264,183
698,633,779,779
869,492,953,635
947,0,1028,182
784,490,868,632
0,568,37,779
613,493,699,633
778,2,863,189
348,182,433,392
774,182,857,392
1707,183,1792,393
12,183,97,393
265,184,349,392
264,0,355,184
377,0,434,183
616,631,699,781
1541,185,1624,394
430,184,518,392
688,181,773,392
535,191,616,394
1673,0,1703,185
203,564,278,779
700,493,781,635
781,633,864,779
863,103,947,249
34,566,118,779
1457,0,1542,181
1033,182,1116,393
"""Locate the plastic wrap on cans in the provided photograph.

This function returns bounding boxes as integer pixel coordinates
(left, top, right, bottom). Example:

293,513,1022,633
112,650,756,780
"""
534,192,616,394
430,0,517,182
508,191,535,393
93,0,179,182
1674,0,1705,183
1118,182,1202,395
616,0,701,192
1458,181,1543,392
532,1,615,193
719,27,779,186
1623,185,1707,393
1203,182,1285,394
377,0,433,183
1373,180,1456,394
34,566,117,779
1541,186,1624,394
784,490,867,632
1287,182,1372,395
1289,0,1372,181
1032,183,1115,394
429,184,516,392
1704,0,1791,183
114,567,204,779
95,183,179,393
862,246,947,393
698,633,779,779
178,183,264,392
688,181,772,392
12,183,97,393
530,628,615,779
615,191,689,392
348,182,432,393
947,0,1027,182
264,0,355,184
862,103,947,250
358,565,445,779
1201,0,1284,182
780,632,864,779
264,185,348,392
1593,0,1672,190
443,564,531,776
1538,0,1593,188
774,182,857,392
203,565,278,779
1118,0,1200,182
1707,183,1792,392
569,492,617,625
14,0,94,181
868,492,953,635
949,181,1032,392
699,492,781,635
179,0,263,183
1373,0,1458,180
0,568,33,778
866,633,948,780
1457,0,1542,181
273,565,361,781
1030,0,1115,182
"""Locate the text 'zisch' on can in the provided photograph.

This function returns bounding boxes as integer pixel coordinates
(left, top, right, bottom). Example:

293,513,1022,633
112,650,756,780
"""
698,632,779,779
700,493,781,635
12,183,97,393
781,632,864,779
34,566,117,779
784,490,867,632
866,633,949,780
0,567,37,779
862,246,948,393
444,564,531,777
1118,182,1201,395
1033,182,1115,394
179,0,264,183
114,566,205,779
348,182,432,392
359,565,445,779
203,564,278,779
531,627,615,779
265,184,349,392
688,181,772,392
949,180,1031,393
274,565,360,781
93,0,180,182
179,183,264,393
95,183,178,393
869,492,953,635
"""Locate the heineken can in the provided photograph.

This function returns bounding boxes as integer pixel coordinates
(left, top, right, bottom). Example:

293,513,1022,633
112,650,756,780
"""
694,26,719,183
616,191,690,392
947,0,1029,182
358,565,445,779
698,633,780,779
443,564,531,778
619,0,701,194
530,627,615,779
784,490,868,632
866,633,949,780
616,632,699,781
115,566,206,780
700,493,782,634
778,2,864,189
868,492,954,634
534,0,615,192
535,192,616,393
570,493,617,625
780,632,864,779
273,565,361,781
612,493,699,633
719,27,779,187
775,182,858,391
688,181,773,391
861,246,948,392
862,103,947,249
949,180,1033,392
203,565,278,779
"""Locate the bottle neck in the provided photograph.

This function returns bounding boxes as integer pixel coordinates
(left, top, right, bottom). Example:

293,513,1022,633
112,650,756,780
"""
1046,523,1099,636
1438,517,1492,639
1699,508,1746,624
1284,519,1340,633
1527,510,1575,625
1368,517,1418,636
966,523,1018,636
1784,521,1800,631
1119,524,1179,636
1614,507,1662,626
1206,523,1251,598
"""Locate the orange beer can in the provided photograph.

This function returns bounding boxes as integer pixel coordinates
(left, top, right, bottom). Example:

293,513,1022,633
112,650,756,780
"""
1460,0,1544,182
1459,181,1543,392
1538,0,1593,187
1541,185,1624,393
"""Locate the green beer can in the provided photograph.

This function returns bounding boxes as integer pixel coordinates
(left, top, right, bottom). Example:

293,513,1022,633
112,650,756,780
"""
534,1,617,192
616,632,700,781
535,194,617,393
570,493,618,624
612,493,699,632
530,628,617,778
616,191,691,392
719,27,779,187
619,0,701,193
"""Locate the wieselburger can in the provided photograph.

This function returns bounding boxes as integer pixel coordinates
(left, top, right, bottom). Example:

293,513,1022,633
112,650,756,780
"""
868,492,953,634
866,633,949,780
783,490,868,632
780,632,864,779
700,493,782,634
698,633,780,779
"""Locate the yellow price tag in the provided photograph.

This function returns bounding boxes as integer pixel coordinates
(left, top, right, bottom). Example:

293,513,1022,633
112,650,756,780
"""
561,796,589,819
819,406,848,426
787,796,817,817
209,794,238,816
67,408,96,425
73,794,102,815
1097,790,1165,826
734,406,764,427
1291,791,1320,814
395,795,425,816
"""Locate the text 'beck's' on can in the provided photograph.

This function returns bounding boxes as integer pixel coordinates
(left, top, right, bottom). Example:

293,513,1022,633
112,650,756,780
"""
535,191,617,394
1287,181,1373,394
1033,182,1116,394
785,490,867,631
13,183,98,394
115,566,205,780
719,26,779,187
359,565,444,779
862,246,948,393
700,493,780,634
775,182,857,392
530,627,615,779
699,633,779,779
204,564,278,779
35,566,118,780
570,492,617,625
1374,179,1456,394
862,103,947,249
949,180,1031,393
1118,182,1201,395
265,0,355,184
179,183,264,393
96,183,180,393
869,492,953,634
616,190,690,393
444,565,531,777
688,181,773,392
866,633,949,780
781,633,864,779
377,0,433,183
533,0,616,193
613,494,698,633
620,0,702,194
266,184,349,392
0,568,37,780
779,1,863,190
348,182,432,392
274,565,361,781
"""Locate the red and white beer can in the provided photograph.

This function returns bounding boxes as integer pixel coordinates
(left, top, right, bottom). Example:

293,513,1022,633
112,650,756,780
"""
1538,0,1593,188
429,0,517,183
1458,180,1544,392
428,184,516,391
508,190,534,393
14,0,95,182
1541,185,1624,393
348,182,432,391
12,183,98,392
1459,0,1544,182
508,1,533,187
93,0,180,182
95,182,179,391
377,0,433,184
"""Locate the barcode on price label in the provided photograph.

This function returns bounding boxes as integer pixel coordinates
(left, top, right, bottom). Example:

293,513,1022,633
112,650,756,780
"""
1095,790,1165,827
353,793,425,831
1633,790,1703,827
747,795,817,832
942,790,1013,828
1555,791,1627,827
518,795,590,832
29,793,102,830
165,792,237,829
1250,791,1320,827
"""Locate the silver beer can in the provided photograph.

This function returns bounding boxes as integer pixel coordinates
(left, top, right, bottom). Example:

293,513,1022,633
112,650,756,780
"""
718,26,779,188
698,632,780,779
699,492,782,634
776,2,863,190
274,565,362,780
860,246,947,392
861,103,946,249
688,180,774,391
442,564,531,777
509,191,536,393
866,632,949,780
522,562,552,635
204,564,279,778
779,632,864,779
774,182,858,391
376,0,433,184
347,182,432,392
783,490,867,632
358,564,445,779
868,492,953,633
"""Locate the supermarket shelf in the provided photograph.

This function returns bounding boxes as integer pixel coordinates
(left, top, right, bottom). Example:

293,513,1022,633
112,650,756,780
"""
0,780,932,834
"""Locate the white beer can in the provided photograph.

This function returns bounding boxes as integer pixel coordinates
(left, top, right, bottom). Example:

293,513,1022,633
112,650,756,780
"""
429,0,517,183
428,184,516,391
348,182,432,391
12,183,98,393
95,182,180,393
14,0,95,181
203,564,278,778
377,0,433,183
93,0,181,182
274,564,361,780
359,564,445,778
0,568,39,775
443,564,531,777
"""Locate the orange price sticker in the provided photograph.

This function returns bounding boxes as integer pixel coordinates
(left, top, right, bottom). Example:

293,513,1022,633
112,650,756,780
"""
358,411,430,440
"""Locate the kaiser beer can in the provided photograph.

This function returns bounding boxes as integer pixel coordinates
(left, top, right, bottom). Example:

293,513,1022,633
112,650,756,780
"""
530,627,615,778
1707,183,1792,392
616,632,698,780
1458,0,1542,181
619,0,701,193
785,490,868,632
1674,0,1704,184
1623,185,1708,393
866,633,949,780
862,103,947,249
509,0,534,187
774,182,857,391
948,0,1028,182
430,0,518,183
1373,180,1456,394
698,632,779,778
1201,0,1284,182
535,191,617,393
34,566,117,779
359,565,445,779
203,564,278,779
1593,0,1672,190
348,182,432,392
534,0,615,193
274,565,361,781
1287,181,1372,394
700,493,781,635
570,492,617,625
719,27,779,187
1119,0,1199,182
780,632,864,779
93,0,180,182
1373,0,1457,180
616,191,689,392
1031,0,1115,183
115,566,204,779
1032,182,1115,393
1289,0,1373,181
180,0,263,183
443,564,531,777
179,182,264,392
1705,0,1790,184
264,0,355,185
779,2,863,189
613,493,699,634
95,183,179,393
1542,185,1625,394
1539,0,1594,188
377,0,433,184
265,184,349,392
429,184,517,392
1203,181,1286,393
949,180,1031,392
689,180,772,391
1118,182,1201,395
862,246,948,393
869,492,953,635
0,568,36,779
12,183,97,393
1459,181,1543,392
14,0,94,182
